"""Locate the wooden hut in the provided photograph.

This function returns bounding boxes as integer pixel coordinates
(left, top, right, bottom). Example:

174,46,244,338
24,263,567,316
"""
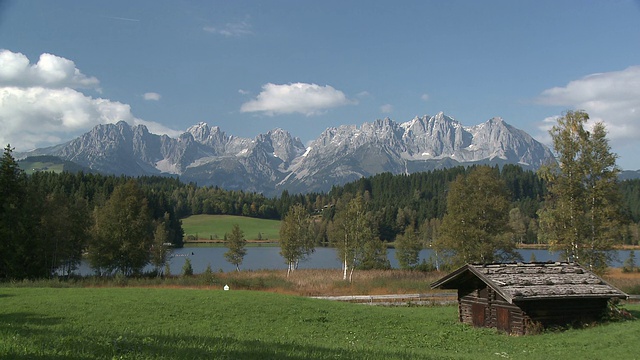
431,262,628,335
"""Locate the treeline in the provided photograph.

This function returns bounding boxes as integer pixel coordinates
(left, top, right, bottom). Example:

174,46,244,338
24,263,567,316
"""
4,142,640,279
1,146,187,279
299,165,640,247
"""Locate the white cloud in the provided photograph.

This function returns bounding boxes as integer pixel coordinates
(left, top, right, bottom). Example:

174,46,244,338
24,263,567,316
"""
240,82,355,116
380,104,394,113
536,65,640,142
203,18,252,37
0,50,180,151
143,92,161,101
421,93,430,101
0,49,100,89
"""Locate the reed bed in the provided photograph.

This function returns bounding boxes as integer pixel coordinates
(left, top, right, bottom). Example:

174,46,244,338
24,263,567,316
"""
5,268,640,296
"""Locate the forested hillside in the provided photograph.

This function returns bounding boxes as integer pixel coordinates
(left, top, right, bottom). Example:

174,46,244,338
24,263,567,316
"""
4,142,640,280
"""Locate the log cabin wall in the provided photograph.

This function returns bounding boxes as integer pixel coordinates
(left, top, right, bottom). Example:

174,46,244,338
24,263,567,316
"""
458,285,529,335
458,285,488,327
518,298,609,327
488,288,528,335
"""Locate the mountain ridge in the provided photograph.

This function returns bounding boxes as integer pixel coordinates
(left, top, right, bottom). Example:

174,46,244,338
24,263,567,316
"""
20,113,556,196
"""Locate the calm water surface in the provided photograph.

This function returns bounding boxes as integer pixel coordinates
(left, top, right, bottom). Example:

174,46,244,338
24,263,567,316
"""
73,246,633,275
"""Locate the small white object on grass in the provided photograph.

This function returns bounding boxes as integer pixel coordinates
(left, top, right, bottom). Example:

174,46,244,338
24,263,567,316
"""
224,284,229,291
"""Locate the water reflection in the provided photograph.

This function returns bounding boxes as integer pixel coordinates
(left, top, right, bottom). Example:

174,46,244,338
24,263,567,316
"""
73,246,632,276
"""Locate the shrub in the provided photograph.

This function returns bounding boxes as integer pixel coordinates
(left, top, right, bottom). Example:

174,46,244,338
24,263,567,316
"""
182,258,194,276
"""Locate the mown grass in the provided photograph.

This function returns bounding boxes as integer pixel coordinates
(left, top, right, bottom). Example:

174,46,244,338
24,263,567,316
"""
0,287,638,359
181,214,281,241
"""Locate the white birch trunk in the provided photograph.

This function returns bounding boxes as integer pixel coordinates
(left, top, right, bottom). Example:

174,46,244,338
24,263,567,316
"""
343,257,348,280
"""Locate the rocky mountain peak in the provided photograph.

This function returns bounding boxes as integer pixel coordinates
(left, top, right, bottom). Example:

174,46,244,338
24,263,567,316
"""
25,112,555,195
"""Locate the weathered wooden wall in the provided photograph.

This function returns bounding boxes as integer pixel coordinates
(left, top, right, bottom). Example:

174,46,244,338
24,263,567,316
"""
458,285,610,335
519,298,609,327
458,285,530,335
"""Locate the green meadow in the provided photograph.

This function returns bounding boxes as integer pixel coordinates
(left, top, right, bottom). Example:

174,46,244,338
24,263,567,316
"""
181,214,281,241
0,287,638,359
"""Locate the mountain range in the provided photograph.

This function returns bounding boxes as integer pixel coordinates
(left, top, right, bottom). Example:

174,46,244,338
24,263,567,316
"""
20,112,556,196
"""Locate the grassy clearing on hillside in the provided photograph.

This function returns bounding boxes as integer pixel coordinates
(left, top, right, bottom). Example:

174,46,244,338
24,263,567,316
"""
0,287,638,359
181,215,281,241
20,161,65,174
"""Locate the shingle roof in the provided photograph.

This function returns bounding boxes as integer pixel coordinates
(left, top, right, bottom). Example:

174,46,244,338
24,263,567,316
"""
431,262,628,304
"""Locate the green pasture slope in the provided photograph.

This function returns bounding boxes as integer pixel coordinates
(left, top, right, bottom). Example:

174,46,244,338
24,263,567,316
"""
0,287,638,359
182,214,281,241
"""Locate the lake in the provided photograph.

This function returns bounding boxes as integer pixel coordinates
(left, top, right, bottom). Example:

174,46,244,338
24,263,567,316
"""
71,246,635,275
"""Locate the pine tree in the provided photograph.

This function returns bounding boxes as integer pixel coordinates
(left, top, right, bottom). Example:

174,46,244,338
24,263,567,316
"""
0,145,30,279
538,111,622,273
182,258,194,276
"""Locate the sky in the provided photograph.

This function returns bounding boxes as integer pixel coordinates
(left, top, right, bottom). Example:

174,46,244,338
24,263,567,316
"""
1,1,640,169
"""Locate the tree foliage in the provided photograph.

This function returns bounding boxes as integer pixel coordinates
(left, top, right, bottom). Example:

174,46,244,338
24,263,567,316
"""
182,258,194,276
38,192,91,277
328,194,386,281
0,145,30,279
434,166,520,267
88,180,154,276
538,111,623,273
394,225,423,269
279,204,314,276
225,224,247,271
150,212,173,276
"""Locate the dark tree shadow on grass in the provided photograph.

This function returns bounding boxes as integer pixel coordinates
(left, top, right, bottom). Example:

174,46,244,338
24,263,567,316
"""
625,308,640,319
0,318,441,360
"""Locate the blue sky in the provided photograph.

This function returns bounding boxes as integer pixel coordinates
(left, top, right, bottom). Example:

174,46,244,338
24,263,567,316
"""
1,1,640,169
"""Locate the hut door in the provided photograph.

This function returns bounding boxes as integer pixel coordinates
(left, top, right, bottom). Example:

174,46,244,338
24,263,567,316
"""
472,303,485,326
497,307,511,333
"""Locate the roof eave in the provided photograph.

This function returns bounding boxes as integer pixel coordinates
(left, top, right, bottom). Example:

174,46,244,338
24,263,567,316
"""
513,294,629,302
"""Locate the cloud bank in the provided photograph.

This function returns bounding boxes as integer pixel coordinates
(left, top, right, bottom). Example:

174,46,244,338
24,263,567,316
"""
0,50,99,89
240,82,355,116
537,65,640,142
0,50,179,151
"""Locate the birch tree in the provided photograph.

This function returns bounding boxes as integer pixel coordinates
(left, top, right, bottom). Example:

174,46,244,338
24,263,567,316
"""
224,224,247,271
394,225,422,269
279,204,314,276
434,166,519,267
328,194,378,282
150,212,173,277
538,111,622,273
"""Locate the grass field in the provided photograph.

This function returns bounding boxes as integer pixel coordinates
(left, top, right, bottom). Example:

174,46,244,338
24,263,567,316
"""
0,287,638,359
19,160,65,175
181,214,281,241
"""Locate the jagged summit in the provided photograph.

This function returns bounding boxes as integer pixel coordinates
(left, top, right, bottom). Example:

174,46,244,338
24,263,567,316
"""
23,113,555,195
